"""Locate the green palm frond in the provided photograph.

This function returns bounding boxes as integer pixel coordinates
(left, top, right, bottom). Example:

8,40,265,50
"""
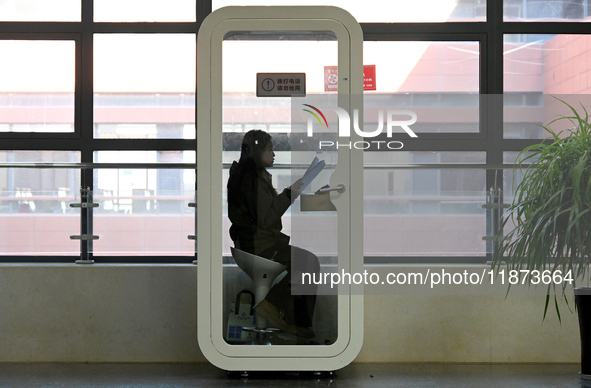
493,97,591,319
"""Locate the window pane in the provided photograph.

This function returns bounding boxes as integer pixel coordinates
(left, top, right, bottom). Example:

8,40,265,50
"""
365,41,480,133
504,35,591,139
92,175,195,257
0,151,81,255
504,0,591,21
365,41,480,94
221,36,337,142
0,41,75,133
213,0,486,22
94,34,196,139
0,151,80,164
94,150,195,164
93,151,195,257
363,162,487,258
0,0,80,22
94,0,196,22
365,151,486,166
503,151,536,200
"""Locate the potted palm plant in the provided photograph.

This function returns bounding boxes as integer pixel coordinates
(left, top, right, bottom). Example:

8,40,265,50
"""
493,97,590,376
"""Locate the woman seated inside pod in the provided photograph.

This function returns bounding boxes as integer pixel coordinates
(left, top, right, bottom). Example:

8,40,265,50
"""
227,129,319,339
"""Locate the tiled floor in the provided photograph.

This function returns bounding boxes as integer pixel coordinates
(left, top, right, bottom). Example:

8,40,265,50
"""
0,362,586,388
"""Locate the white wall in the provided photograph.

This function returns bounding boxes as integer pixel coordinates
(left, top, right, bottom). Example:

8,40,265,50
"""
0,264,579,363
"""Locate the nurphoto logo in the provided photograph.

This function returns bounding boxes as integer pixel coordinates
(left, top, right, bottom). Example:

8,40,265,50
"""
302,104,418,150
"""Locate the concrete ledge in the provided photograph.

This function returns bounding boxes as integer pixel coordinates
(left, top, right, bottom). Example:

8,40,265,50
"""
0,264,579,363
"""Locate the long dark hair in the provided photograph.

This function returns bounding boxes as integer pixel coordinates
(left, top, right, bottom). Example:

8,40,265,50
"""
237,129,273,168
227,130,273,207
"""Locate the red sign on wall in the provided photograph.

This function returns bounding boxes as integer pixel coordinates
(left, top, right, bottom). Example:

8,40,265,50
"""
324,66,339,91
363,64,376,90
324,65,376,91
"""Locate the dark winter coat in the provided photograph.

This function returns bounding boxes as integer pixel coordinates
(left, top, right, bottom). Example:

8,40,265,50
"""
227,160,292,254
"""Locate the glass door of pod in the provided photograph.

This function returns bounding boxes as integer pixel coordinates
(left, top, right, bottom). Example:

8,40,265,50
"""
197,6,364,372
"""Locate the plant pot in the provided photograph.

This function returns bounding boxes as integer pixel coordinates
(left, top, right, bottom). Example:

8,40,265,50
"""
576,287,591,379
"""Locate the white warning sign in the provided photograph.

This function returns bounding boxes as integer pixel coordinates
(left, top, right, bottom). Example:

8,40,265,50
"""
256,73,306,97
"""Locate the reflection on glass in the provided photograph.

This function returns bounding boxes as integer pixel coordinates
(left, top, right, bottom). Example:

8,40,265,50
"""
94,0,196,22
0,41,75,133
93,34,196,139
0,0,80,21
213,0,486,22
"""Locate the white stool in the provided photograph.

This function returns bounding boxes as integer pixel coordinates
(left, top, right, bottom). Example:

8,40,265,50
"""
230,247,286,343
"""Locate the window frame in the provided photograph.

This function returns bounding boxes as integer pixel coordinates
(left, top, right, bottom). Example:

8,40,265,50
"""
0,0,587,263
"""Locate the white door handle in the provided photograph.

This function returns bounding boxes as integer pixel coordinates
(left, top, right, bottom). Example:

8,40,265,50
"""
315,184,346,194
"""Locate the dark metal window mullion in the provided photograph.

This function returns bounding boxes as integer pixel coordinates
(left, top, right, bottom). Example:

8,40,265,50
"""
79,0,95,263
485,0,505,262
194,1,210,262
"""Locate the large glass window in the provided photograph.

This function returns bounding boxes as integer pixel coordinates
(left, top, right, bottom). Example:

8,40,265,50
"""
0,1,587,263
504,0,591,21
0,0,80,22
364,41,480,134
213,0,487,22
503,34,591,139
364,152,487,259
364,41,480,94
94,0,196,22
93,34,196,139
0,40,75,133
0,151,81,256
92,151,195,257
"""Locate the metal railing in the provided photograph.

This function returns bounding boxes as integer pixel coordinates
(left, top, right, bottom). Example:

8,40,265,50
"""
0,162,524,263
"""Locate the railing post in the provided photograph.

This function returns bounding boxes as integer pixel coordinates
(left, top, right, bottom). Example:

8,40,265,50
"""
70,186,99,264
